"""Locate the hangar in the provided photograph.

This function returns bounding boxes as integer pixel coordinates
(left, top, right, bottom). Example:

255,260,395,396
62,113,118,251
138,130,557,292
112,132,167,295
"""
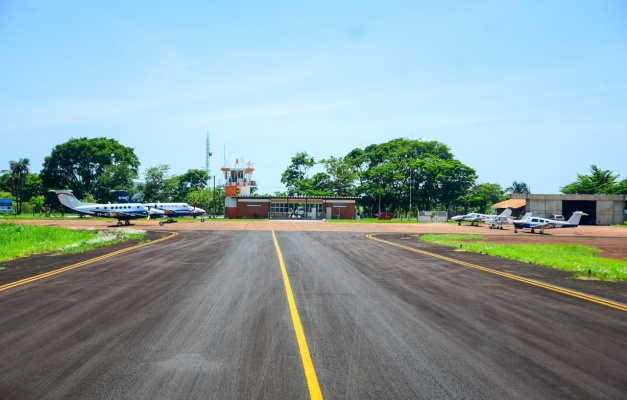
509,194,626,225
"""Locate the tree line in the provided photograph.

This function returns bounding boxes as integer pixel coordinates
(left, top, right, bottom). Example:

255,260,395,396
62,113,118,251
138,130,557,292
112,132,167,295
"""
2,137,625,217
0,137,224,216
277,138,625,217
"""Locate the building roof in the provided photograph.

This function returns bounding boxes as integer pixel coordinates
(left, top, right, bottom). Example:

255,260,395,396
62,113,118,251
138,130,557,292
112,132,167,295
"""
234,195,360,200
492,198,527,209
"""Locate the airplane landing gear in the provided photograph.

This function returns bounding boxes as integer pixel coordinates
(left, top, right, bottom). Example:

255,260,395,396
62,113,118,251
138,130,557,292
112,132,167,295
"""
201,218,205,222
159,221,164,226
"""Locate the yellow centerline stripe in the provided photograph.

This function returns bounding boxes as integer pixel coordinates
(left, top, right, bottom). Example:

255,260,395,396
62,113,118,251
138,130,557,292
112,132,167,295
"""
367,235,627,312
0,232,178,292
272,231,323,400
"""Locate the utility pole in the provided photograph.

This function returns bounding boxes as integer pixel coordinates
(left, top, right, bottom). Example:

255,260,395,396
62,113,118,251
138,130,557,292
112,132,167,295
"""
409,167,412,220
212,175,216,218
378,176,382,216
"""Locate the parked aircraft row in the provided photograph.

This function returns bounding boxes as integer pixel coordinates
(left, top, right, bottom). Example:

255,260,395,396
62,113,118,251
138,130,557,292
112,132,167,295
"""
112,190,206,225
451,209,588,234
451,208,512,226
51,190,206,227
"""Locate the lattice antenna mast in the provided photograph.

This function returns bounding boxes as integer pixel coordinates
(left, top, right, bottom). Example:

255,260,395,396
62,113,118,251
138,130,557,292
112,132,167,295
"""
206,132,213,182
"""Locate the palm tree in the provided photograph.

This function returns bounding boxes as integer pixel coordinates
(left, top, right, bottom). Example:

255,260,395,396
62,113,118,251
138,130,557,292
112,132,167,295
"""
8,158,30,214
505,180,530,195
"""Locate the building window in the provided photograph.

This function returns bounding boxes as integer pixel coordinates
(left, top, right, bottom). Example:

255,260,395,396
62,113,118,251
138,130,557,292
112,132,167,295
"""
271,203,289,213
247,202,261,207
333,202,347,208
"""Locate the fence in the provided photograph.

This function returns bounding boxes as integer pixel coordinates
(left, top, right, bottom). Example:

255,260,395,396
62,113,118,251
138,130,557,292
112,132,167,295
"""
417,210,448,223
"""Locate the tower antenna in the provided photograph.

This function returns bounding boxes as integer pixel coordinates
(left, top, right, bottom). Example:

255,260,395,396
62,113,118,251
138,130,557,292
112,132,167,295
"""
206,131,213,184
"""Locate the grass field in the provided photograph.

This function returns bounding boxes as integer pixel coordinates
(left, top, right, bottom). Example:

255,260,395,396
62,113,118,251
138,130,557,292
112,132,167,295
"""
0,222,145,264
421,234,627,282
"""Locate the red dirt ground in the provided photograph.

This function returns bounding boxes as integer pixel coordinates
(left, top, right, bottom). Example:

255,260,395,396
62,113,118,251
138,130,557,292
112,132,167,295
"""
9,218,627,260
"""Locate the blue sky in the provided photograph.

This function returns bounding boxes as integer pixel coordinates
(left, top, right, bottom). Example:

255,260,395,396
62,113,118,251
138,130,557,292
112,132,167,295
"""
1,0,626,195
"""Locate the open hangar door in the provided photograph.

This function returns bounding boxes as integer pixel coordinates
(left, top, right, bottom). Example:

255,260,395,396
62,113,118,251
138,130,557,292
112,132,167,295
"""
562,200,596,225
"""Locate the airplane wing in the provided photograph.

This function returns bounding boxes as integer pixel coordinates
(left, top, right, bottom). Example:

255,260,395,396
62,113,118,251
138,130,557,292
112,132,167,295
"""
518,221,557,230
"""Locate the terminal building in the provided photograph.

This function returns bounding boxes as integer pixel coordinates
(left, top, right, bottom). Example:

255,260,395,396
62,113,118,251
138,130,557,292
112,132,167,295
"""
221,160,358,220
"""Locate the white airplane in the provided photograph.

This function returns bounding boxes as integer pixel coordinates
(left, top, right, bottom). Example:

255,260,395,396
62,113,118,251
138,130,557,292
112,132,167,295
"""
513,211,588,234
52,189,164,226
112,190,207,226
485,211,531,230
451,208,512,226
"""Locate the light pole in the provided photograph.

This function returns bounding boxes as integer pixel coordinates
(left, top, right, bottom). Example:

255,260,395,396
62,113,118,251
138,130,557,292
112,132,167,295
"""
409,167,412,220
212,175,216,218
378,177,382,216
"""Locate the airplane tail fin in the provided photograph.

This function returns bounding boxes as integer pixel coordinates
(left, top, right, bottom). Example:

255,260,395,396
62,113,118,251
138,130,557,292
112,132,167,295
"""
567,211,588,225
520,212,532,220
110,190,132,204
497,208,512,217
51,190,82,209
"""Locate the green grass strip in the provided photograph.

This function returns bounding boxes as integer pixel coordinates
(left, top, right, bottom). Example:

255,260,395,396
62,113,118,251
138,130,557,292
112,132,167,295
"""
421,234,627,282
0,222,145,263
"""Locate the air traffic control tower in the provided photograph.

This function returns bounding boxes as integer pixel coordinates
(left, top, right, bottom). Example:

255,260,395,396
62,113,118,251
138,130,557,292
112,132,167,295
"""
222,159,256,218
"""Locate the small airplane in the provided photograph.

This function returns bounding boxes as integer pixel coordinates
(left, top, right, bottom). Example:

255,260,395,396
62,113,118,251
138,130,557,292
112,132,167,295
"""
111,190,207,226
51,189,164,226
485,211,531,230
451,208,512,226
512,211,588,234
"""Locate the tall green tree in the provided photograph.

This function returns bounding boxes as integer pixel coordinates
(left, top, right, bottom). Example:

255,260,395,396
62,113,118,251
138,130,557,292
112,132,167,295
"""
175,169,210,201
560,165,620,194
461,183,507,213
320,156,358,196
186,186,225,217
431,159,477,211
345,138,475,215
140,165,178,202
613,178,627,195
5,158,30,214
281,152,316,196
41,137,140,201
0,172,11,193
299,172,335,196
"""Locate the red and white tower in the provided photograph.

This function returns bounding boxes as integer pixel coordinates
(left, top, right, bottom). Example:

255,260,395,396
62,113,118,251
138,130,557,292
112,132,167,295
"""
221,159,256,218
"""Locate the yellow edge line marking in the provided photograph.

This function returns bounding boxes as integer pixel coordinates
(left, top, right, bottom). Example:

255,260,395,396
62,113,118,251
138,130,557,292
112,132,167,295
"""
367,234,627,312
272,231,323,400
0,232,179,292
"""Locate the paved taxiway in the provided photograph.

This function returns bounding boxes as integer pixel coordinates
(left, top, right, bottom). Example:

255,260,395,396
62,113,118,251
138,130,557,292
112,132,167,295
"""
0,230,625,399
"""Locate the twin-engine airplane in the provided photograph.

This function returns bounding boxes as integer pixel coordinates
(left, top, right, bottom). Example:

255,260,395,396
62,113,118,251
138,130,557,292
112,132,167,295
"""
51,189,164,226
111,190,207,226
451,208,512,226
512,211,588,234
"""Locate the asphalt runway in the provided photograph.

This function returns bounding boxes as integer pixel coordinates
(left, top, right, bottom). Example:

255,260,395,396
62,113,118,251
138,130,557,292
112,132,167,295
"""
0,230,625,399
